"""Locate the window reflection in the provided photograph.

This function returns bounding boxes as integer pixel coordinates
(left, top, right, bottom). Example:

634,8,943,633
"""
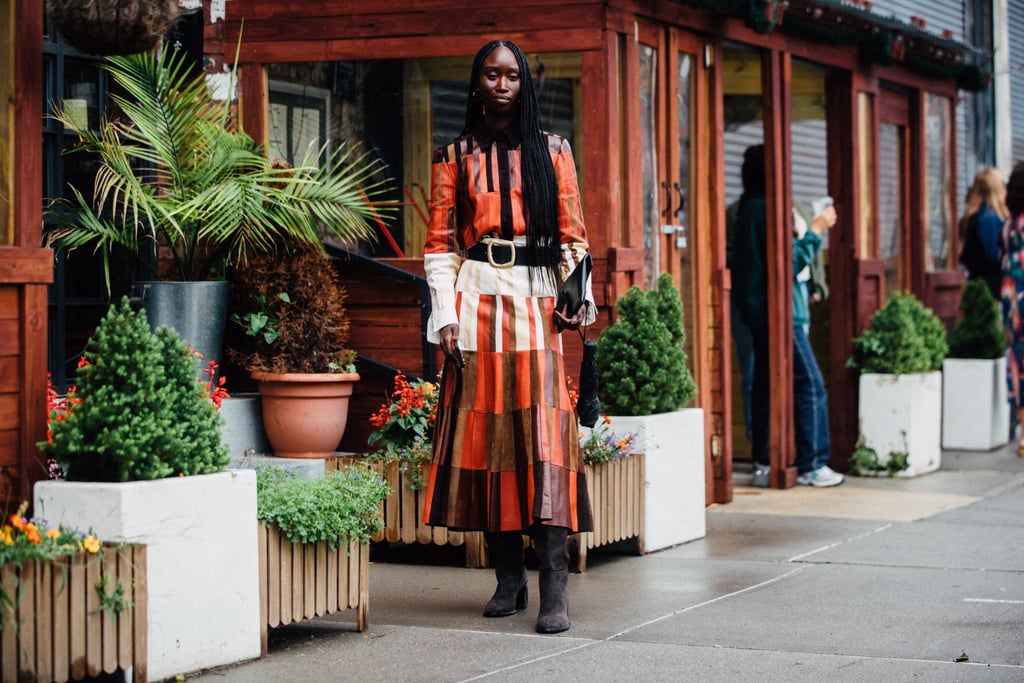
639,44,658,290
925,94,953,271
265,53,582,258
878,121,904,294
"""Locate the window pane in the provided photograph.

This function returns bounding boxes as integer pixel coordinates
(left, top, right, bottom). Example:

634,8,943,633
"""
266,53,582,259
639,44,658,290
925,94,953,271
878,121,904,294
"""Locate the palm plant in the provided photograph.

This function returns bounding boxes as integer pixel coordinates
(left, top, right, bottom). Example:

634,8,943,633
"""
47,43,390,287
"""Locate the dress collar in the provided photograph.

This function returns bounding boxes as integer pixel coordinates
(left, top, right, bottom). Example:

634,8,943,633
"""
472,120,521,149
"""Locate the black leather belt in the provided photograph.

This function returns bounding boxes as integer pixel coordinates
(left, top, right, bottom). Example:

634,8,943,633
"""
464,240,544,268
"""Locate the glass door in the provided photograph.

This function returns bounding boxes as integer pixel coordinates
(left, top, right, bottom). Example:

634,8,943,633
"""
636,23,706,394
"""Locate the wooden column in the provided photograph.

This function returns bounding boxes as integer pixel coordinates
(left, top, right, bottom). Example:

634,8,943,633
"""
762,49,795,488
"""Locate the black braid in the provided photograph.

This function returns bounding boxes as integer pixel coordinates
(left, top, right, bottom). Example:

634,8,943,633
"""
463,40,562,271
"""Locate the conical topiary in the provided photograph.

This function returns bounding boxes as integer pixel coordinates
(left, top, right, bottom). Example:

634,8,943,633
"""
947,279,1005,359
847,291,949,374
41,297,229,481
596,273,697,416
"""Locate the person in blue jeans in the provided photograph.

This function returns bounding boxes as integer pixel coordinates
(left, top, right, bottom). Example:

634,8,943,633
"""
731,144,844,488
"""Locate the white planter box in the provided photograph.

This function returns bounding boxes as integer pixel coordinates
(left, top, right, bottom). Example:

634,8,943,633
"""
858,372,941,477
35,471,261,682
941,357,1009,451
602,408,705,552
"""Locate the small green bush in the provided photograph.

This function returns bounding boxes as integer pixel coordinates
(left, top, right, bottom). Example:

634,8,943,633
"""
256,466,390,548
596,273,697,416
847,291,948,374
947,279,1005,359
41,297,229,481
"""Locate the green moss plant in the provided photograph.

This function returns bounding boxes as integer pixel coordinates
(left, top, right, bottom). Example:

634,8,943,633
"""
596,273,697,416
947,279,1005,359
256,466,389,548
847,291,948,374
40,297,229,481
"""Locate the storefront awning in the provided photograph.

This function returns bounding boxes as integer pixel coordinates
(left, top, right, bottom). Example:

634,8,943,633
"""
680,0,990,91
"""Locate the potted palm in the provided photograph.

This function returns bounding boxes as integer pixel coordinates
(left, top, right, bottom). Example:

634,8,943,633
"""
34,298,261,681
595,273,703,552
46,43,388,370
848,291,948,476
942,279,1009,450
227,243,361,458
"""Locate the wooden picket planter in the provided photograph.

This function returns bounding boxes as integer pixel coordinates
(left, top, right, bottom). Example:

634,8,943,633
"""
325,456,487,568
575,454,645,572
0,544,147,683
258,523,369,655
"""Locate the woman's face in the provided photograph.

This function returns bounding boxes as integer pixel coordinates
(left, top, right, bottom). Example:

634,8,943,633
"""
477,46,521,116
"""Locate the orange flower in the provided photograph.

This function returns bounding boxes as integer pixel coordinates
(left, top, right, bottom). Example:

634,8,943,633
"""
25,523,42,544
47,528,60,540
9,514,26,531
82,535,101,554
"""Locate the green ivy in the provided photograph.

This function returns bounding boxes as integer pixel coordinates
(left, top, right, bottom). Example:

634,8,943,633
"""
847,291,948,374
40,297,229,481
256,466,390,548
596,273,697,416
947,280,1005,360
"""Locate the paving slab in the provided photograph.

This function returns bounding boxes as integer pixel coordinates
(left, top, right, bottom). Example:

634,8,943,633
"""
479,640,1024,683
183,451,1024,683
617,562,1024,667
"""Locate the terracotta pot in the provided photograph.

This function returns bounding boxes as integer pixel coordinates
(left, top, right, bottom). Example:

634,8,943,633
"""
252,372,359,458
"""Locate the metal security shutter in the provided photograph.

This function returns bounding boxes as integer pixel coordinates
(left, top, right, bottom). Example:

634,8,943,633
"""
1011,0,1024,162
868,0,964,40
430,78,576,149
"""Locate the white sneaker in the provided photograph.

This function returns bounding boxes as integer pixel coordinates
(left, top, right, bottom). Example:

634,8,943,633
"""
797,465,845,487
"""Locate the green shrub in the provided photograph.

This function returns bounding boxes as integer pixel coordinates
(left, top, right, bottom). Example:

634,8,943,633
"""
256,466,389,548
596,273,697,415
847,291,948,374
40,297,229,481
947,279,1005,359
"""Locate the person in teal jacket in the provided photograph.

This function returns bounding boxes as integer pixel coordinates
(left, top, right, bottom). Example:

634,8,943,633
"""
731,144,844,488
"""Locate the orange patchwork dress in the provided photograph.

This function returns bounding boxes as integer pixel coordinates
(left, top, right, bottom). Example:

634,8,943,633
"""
421,123,594,533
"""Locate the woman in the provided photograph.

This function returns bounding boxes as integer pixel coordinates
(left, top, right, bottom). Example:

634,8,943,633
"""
961,167,1009,300
1001,161,1024,455
420,40,595,634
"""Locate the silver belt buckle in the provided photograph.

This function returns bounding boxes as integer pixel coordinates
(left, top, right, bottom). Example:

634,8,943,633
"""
483,236,516,268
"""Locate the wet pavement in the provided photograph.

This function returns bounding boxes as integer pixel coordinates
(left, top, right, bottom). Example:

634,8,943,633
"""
185,443,1024,682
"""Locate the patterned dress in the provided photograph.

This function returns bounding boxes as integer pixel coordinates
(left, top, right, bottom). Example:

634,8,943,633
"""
421,122,594,533
1002,213,1024,407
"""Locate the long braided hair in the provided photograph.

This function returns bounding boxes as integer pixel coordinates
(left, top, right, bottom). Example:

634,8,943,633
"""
462,40,561,271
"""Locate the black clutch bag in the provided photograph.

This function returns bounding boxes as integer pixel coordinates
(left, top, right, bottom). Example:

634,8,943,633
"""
556,253,592,322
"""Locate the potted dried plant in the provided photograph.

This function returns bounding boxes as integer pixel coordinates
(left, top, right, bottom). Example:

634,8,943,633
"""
228,243,360,458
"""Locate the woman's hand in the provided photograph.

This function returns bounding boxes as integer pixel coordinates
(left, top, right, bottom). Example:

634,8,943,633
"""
553,302,588,331
438,323,464,367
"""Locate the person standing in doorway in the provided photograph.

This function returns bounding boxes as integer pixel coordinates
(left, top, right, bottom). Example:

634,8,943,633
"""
731,144,844,488
421,39,595,633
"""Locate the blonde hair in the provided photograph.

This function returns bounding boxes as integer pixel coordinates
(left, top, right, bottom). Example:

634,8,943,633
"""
960,167,1009,238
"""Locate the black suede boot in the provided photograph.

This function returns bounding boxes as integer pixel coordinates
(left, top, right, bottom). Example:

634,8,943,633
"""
532,525,570,634
483,531,528,617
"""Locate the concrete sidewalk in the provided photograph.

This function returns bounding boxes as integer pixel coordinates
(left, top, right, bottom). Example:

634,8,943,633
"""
187,445,1024,683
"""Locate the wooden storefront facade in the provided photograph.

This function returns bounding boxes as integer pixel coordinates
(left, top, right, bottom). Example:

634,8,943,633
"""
2,0,986,510
216,0,983,503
